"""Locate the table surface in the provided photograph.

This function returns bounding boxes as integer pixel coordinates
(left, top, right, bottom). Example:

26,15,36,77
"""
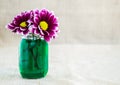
0,44,120,85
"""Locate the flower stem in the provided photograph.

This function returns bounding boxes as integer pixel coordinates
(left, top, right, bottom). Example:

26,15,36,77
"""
32,33,34,40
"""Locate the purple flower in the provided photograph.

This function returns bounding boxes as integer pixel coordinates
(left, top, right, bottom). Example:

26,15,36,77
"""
6,11,33,35
33,9,59,42
6,9,59,42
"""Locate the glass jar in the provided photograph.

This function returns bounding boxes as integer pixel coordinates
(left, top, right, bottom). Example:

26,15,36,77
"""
19,34,48,79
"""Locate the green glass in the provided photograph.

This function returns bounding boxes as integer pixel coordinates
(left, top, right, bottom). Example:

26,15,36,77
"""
19,36,48,79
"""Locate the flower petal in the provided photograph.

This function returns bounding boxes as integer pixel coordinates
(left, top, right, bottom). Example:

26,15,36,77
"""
7,24,15,30
48,30,55,36
14,15,22,22
23,29,29,35
44,35,51,42
43,30,49,36
17,28,22,33
34,17,40,24
36,28,40,34
12,28,18,33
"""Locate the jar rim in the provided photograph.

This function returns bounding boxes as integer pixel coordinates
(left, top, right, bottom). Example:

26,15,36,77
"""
22,33,41,40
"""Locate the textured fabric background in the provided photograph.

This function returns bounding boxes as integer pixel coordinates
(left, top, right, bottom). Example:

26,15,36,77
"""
1,0,120,45
0,45,120,85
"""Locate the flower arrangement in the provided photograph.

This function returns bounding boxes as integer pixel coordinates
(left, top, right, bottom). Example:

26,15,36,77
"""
6,8,59,42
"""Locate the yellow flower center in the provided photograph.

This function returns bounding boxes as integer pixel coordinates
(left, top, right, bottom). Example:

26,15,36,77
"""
20,21,27,28
39,21,48,31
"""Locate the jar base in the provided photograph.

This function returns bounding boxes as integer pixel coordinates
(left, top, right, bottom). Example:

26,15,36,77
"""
20,72,48,79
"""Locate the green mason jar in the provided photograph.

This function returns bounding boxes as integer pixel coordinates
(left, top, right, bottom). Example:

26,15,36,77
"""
19,34,48,79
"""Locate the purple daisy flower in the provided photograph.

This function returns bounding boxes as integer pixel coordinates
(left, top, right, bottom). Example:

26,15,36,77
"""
33,9,59,42
6,11,33,35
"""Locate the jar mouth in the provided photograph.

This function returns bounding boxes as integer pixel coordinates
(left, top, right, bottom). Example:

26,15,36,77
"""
22,33,41,40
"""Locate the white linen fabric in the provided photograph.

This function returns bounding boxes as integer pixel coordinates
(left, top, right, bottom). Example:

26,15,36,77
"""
0,45,120,85
0,0,120,45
